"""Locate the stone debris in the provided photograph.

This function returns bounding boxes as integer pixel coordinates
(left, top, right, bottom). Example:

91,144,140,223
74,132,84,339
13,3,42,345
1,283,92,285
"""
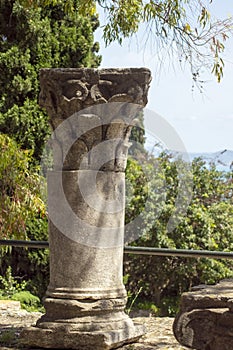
0,300,42,327
173,279,233,350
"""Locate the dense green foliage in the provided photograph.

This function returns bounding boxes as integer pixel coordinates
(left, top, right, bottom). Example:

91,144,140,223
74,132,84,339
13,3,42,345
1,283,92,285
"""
0,0,101,160
0,134,47,240
124,154,233,315
18,0,233,84
0,134,49,298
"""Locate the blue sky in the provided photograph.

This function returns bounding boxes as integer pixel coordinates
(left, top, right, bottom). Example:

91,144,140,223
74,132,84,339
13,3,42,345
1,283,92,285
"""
95,1,233,153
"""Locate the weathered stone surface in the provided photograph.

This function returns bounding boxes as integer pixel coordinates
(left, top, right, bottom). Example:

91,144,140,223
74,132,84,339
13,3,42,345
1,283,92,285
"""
0,306,42,326
47,170,125,249
39,68,151,172
20,68,151,349
173,279,233,350
20,323,144,349
0,300,21,312
39,68,151,118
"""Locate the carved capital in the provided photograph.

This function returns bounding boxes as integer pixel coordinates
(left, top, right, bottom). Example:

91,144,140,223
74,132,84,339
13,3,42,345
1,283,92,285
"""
39,68,151,171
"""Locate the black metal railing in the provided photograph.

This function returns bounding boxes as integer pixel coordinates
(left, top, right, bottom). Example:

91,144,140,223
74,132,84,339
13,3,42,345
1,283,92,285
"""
1,240,233,260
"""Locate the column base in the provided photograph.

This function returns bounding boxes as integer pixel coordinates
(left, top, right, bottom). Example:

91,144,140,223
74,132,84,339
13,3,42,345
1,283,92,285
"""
20,321,144,350
19,276,143,349
173,279,233,350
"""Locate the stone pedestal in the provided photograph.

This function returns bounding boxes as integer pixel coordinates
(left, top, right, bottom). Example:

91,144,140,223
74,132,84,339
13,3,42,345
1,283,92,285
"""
20,68,151,349
173,279,233,350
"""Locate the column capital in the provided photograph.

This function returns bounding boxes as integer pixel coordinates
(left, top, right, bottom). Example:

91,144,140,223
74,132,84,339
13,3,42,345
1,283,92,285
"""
39,68,151,172
39,68,151,120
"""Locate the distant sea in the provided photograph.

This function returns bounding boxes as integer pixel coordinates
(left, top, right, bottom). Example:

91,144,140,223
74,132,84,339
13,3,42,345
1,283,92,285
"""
144,136,233,172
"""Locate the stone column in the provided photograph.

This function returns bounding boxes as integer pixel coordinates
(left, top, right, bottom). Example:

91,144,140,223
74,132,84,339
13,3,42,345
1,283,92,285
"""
21,68,151,349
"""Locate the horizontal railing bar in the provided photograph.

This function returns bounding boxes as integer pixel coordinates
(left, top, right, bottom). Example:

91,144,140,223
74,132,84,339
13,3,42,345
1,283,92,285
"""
124,246,233,259
0,240,49,249
0,240,233,260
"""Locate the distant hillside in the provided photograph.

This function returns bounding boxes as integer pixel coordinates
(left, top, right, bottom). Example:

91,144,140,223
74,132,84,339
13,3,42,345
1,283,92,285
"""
144,135,233,171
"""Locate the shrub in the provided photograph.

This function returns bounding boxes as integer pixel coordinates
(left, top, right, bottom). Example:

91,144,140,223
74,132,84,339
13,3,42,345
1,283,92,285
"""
11,291,43,312
124,153,233,315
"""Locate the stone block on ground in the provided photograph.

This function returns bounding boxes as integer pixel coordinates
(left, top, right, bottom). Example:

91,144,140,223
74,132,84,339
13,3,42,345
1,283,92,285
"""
20,323,144,350
173,279,233,350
